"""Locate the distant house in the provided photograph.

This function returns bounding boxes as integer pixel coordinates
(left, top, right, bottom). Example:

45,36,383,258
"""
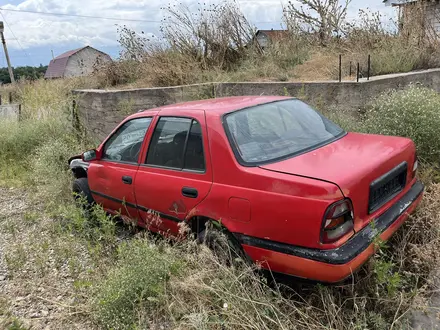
45,46,112,79
253,29,290,50
383,0,440,39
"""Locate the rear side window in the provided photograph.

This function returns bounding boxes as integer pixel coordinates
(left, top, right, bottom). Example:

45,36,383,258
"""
146,117,206,171
184,121,205,171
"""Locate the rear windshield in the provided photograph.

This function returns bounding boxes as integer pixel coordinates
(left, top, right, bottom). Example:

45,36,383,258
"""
224,99,345,165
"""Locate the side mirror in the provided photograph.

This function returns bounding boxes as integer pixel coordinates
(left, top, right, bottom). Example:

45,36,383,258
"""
82,149,98,162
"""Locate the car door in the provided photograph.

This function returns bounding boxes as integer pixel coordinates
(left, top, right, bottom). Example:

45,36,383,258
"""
134,110,213,235
88,116,153,223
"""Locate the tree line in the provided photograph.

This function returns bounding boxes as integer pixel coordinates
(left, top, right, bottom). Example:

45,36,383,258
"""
0,65,48,84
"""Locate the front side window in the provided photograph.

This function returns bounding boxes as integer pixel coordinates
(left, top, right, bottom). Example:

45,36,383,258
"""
146,117,206,171
224,99,344,165
102,117,152,163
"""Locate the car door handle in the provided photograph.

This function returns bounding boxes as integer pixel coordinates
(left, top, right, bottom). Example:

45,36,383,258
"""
122,176,133,185
182,187,198,198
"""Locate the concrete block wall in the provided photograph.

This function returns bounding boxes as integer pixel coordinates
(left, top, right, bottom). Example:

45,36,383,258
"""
0,104,20,121
73,68,440,141
72,83,214,141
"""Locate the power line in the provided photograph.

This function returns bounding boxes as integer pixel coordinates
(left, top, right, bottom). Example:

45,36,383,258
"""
0,8,162,23
0,6,286,25
0,11,34,66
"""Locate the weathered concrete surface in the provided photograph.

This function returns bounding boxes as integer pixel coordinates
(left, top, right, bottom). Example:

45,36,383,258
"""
218,69,440,111
73,68,440,141
73,83,213,141
0,104,20,121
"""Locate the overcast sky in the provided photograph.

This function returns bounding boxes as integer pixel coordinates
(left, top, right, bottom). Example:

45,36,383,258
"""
0,0,396,67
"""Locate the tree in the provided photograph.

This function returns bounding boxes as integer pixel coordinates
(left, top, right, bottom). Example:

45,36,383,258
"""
0,65,47,84
284,0,351,45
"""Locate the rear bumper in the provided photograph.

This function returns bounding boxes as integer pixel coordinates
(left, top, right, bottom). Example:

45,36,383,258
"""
235,180,424,283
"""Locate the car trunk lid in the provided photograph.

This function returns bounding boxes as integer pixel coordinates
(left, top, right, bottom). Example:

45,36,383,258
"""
259,132,416,231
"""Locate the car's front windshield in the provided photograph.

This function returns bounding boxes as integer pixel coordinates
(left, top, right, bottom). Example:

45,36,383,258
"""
224,99,345,165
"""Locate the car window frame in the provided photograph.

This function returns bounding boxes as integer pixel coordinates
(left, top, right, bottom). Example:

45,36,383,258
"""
143,116,207,174
222,99,347,167
101,116,153,165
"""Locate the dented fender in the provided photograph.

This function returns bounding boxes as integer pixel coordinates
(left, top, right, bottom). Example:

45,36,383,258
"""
69,155,90,178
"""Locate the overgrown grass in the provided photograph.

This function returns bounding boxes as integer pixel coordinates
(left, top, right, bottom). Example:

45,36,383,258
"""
17,77,97,120
0,119,69,185
0,78,95,193
92,239,183,329
1,80,440,329
89,185,440,329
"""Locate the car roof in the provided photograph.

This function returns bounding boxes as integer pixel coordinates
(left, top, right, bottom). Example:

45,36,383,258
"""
142,96,293,115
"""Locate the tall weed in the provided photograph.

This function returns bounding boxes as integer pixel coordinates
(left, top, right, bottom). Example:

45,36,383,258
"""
17,77,97,119
0,119,69,185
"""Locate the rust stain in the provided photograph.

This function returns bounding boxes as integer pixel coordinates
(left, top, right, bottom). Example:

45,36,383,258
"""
168,200,187,215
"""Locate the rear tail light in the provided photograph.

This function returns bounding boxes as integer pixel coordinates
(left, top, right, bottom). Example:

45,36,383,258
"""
413,154,418,173
321,199,354,244
411,153,418,180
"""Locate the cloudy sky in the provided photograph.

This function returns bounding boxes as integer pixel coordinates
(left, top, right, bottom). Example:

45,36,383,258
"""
0,0,396,67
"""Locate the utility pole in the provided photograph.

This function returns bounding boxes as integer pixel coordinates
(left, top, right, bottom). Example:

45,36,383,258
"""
0,22,15,84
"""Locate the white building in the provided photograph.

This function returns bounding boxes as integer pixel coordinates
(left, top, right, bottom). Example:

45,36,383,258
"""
45,46,112,79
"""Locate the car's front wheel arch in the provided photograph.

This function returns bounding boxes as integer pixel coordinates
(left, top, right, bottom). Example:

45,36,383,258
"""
72,177,94,206
71,166,88,179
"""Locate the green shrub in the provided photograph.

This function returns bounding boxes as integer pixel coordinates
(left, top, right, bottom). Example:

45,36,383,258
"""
92,239,182,329
363,86,440,163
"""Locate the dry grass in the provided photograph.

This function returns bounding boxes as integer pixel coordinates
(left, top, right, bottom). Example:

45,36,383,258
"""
92,2,440,88
99,35,440,87
16,77,98,119
1,78,440,329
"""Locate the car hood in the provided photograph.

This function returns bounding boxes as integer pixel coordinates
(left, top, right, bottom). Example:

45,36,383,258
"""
260,132,416,229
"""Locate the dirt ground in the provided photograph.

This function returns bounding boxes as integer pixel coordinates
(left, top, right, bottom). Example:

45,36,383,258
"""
0,187,95,329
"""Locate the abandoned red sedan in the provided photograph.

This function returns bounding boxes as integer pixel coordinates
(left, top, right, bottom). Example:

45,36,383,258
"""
69,96,423,283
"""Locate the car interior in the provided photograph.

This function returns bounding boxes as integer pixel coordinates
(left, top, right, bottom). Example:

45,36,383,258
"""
147,127,204,171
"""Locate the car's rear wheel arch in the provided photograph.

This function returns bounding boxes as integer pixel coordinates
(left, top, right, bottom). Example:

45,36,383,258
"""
188,215,252,265
187,216,236,240
188,215,214,237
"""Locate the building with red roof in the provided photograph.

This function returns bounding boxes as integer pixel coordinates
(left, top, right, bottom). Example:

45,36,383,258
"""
45,46,112,79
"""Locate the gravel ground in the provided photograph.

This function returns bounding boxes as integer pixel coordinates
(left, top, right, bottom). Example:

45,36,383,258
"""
411,271,440,329
0,187,95,329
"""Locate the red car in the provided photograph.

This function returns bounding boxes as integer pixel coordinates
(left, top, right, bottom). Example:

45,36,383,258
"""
69,96,423,283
